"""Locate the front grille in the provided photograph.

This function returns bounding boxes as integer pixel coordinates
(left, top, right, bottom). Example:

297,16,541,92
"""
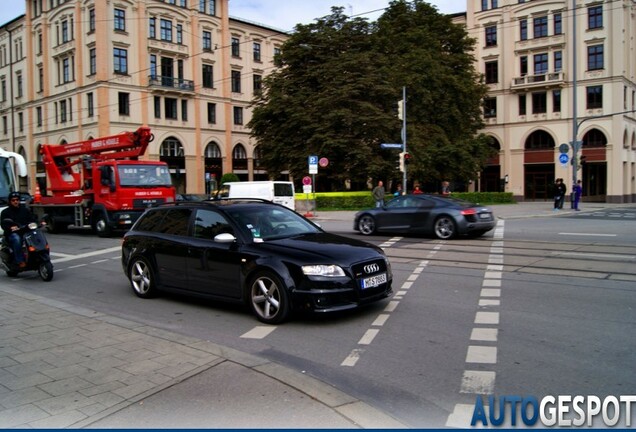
352,258,389,298
132,198,166,208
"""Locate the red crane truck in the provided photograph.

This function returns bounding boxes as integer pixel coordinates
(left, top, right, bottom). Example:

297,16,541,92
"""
30,127,176,237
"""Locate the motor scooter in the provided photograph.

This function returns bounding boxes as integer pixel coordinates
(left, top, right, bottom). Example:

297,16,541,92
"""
0,220,54,281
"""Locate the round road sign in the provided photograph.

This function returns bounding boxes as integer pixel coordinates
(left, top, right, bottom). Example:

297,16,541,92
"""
319,157,329,168
302,176,312,185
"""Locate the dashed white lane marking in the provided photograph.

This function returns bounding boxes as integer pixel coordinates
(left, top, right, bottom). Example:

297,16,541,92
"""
51,246,121,264
380,237,402,248
466,345,497,364
341,259,429,367
471,328,498,342
551,251,635,260
358,329,379,345
558,232,617,237
68,264,87,269
475,311,499,325
447,220,504,427
372,314,390,327
241,326,277,339
91,259,109,264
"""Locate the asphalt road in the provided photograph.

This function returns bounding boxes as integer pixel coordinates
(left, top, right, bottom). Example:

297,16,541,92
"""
4,209,636,428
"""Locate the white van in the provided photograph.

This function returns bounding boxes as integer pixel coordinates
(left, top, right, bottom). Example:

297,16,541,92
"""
216,181,295,210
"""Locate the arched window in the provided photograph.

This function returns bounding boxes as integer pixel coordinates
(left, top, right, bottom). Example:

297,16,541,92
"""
160,138,184,156
233,144,247,160
582,128,607,147
205,142,221,158
524,130,555,150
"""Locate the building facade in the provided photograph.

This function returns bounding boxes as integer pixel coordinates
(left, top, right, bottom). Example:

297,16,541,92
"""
0,0,287,195
467,0,636,202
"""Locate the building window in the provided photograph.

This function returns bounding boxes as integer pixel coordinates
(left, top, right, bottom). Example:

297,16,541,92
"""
483,98,496,118
62,57,71,83
520,56,528,76
253,42,261,61
150,55,157,79
60,100,67,122
554,51,562,72
587,45,604,71
231,37,240,57
200,0,215,15
519,94,526,116
553,90,561,113
38,66,44,92
16,73,23,98
532,92,547,114
61,19,70,43
89,8,95,32
233,106,243,125
533,53,548,75
533,16,548,38
37,32,42,54
588,5,602,30
207,103,216,124
161,138,184,157
154,96,161,118
149,18,156,39
114,8,126,32
181,100,188,121
114,48,128,74
202,64,213,88
87,92,94,117
481,0,488,11
1,79,5,101
485,26,497,47
118,92,130,115
554,13,562,35
231,70,241,93
485,61,498,84
203,31,212,50
89,48,96,75
2,116,6,134
165,98,178,119
37,106,43,126
520,19,527,41
253,74,262,92
586,85,603,109
17,113,23,132
176,24,183,44
160,19,172,42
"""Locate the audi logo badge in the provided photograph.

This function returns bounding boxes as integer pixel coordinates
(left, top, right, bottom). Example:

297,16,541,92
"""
364,264,380,274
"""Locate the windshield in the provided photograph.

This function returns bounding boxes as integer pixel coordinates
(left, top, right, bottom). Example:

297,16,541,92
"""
226,206,321,241
118,164,173,187
0,157,17,205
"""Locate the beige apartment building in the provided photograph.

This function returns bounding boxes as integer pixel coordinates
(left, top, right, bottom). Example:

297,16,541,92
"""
0,0,287,195
466,0,636,202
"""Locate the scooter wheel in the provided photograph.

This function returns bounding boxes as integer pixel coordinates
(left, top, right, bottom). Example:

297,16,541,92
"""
39,261,54,282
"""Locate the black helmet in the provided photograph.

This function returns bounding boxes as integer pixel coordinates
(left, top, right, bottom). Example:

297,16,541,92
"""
8,191,20,201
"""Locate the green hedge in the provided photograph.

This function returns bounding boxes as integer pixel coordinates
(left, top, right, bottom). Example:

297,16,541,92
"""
295,191,515,210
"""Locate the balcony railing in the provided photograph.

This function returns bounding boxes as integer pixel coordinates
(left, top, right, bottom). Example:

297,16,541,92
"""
148,75,194,92
511,71,565,90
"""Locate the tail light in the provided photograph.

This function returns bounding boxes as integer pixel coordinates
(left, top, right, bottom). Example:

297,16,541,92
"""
461,208,477,216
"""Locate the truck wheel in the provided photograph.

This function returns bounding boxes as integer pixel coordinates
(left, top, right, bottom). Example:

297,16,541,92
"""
46,216,67,234
93,214,113,238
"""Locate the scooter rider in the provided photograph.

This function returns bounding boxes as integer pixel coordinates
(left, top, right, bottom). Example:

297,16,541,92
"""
1,192,37,268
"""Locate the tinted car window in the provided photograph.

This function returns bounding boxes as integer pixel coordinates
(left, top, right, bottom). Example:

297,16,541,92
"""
193,209,234,239
157,208,192,236
135,209,166,232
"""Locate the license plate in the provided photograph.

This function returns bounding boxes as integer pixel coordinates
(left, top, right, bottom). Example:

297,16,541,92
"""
479,213,491,219
361,272,387,289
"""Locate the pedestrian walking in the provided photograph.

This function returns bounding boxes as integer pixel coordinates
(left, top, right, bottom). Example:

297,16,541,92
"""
573,179,583,211
372,180,385,208
412,185,423,194
553,178,562,211
441,181,451,196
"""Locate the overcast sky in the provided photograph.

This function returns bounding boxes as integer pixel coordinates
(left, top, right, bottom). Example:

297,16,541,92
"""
0,1,466,31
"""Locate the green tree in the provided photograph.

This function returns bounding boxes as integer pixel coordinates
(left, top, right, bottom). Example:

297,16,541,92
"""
249,2,495,191
249,8,398,190
375,0,494,184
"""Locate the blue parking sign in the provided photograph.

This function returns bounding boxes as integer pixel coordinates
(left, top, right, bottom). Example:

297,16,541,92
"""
559,153,569,165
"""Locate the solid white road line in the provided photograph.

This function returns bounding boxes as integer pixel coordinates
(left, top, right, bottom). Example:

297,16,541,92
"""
51,246,121,264
558,232,617,237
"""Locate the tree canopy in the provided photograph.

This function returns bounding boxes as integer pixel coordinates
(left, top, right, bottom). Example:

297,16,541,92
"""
248,0,494,191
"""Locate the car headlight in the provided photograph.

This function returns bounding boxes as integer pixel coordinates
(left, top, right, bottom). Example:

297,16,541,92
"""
302,265,346,277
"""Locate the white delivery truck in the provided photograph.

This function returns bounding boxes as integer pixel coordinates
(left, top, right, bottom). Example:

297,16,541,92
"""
215,181,295,210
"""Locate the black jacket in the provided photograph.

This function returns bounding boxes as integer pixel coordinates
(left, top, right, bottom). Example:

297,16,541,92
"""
1,205,37,236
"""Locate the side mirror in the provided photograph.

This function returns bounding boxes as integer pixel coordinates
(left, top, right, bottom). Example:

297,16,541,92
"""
214,233,236,243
